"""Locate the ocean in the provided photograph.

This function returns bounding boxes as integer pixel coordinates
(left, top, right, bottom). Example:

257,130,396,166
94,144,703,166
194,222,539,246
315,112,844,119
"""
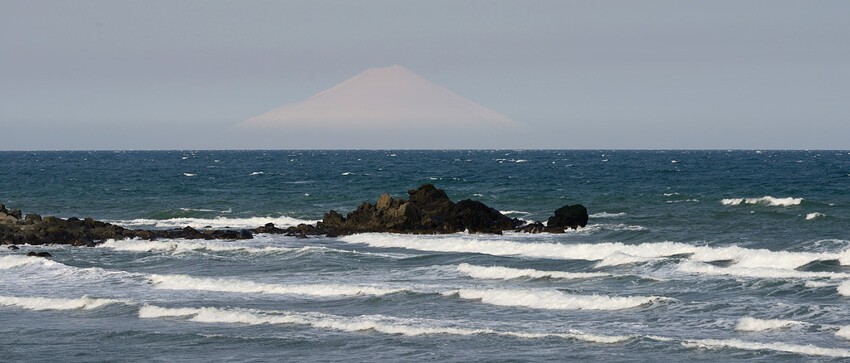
1,150,849,361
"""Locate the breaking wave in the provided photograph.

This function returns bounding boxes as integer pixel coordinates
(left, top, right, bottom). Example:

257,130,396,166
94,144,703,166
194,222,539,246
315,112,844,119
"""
735,317,803,332
456,263,610,280
720,196,803,207
340,234,844,270
148,274,405,297
99,239,296,254
110,216,319,229
677,261,850,280
442,288,664,311
589,212,626,218
0,295,129,311
0,255,62,270
806,212,825,220
138,305,631,343
681,338,850,358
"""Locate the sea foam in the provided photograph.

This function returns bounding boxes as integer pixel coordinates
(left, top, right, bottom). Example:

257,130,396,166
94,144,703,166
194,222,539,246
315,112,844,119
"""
0,295,129,311
677,261,850,280
735,317,803,332
836,326,850,340
443,288,663,311
0,255,61,270
456,263,609,280
111,216,318,229
721,196,803,207
836,281,850,296
339,234,840,270
139,305,630,343
149,274,404,297
806,212,825,220
681,338,850,358
99,239,295,254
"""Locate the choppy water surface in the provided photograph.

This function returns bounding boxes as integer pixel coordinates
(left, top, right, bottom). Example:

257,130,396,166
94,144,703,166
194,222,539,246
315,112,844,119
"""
2,150,850,361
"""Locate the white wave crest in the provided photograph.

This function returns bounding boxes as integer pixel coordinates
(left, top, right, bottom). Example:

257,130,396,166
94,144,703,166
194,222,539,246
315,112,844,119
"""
806,212,825,220
0,295,129,311
735,317,803,332
721,196,803,207
99,239,295,254
149,274,403,297
836,281,850,296
456,263,609,280
677,261,850,280
594,252,659,267
340,234,837,270
139,305,630,343
0,255,61,270
681,338,850,358
499,210,531,216
836,326,850,340
589,212,626,218
110,216,318,229
443,288,663,311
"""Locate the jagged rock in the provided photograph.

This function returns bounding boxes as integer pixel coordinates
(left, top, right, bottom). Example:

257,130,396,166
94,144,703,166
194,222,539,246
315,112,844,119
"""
546,204,589,230
254,222,286,234
319,184,522,235
27,251,52,258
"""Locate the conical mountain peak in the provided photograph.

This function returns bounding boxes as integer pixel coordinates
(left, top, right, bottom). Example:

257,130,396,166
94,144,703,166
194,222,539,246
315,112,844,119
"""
243,66,516,130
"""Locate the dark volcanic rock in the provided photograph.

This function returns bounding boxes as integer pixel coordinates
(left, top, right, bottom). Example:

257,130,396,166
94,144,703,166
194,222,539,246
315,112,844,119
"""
319,184,522,235
27,251,52,258
546,204,589,230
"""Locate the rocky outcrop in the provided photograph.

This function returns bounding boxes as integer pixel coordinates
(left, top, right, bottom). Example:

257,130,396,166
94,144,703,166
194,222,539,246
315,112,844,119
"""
0,186,589,245
546,204,589,230
318,184,523,234
0,204,254,246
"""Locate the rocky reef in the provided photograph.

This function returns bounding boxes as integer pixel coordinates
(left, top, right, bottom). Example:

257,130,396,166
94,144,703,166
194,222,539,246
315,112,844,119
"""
1,184,588,246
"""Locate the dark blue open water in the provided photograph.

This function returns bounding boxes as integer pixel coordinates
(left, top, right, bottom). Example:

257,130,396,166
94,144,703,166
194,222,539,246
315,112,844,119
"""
1,150,850,361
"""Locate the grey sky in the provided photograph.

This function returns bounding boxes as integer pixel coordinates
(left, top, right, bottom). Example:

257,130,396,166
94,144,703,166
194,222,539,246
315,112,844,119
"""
2,1,848,149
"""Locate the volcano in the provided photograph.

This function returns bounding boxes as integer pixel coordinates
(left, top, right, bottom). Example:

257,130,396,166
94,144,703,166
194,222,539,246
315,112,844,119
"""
243,65,516,130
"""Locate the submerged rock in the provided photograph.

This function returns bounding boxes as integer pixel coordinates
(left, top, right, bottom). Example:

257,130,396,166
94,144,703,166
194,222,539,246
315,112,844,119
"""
26,251,52,258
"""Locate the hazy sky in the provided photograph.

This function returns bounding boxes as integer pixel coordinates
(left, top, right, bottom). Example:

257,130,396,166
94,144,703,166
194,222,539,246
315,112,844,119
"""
2,1,849,149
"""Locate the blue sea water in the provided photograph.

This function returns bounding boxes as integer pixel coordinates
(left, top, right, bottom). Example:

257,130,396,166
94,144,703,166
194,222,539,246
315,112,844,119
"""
1,150,850,361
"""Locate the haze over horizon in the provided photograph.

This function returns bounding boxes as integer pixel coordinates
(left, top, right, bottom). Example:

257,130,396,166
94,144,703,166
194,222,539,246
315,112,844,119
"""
2,1,849,150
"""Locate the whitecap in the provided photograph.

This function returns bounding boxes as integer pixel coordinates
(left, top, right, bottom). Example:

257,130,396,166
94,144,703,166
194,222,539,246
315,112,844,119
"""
836,326,850,340
806,212,825,220
590,212,626,218
183,173,196,177
677,261,850,280
836,281,850,296
443,288,664,311
250,171,264,176
110,215,318,229
681,338,850,358
456,263,610,280
340,234,837,270
0,295,130,311
341,172,355,176
0,255,61,270
139,305,630,343
735,317,803,332
499,210,531,216
148,274,404,297
98,239,296,254
721,196,803,207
